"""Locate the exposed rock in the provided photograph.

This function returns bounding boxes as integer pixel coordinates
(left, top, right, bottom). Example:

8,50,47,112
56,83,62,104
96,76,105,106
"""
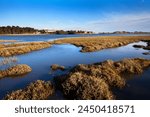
143,52,150,55
0,64,32,78
133,45,145,48
51,64,65,71
57,58,150,100
143,46,150,50
133,40,150,50
4,80,54,100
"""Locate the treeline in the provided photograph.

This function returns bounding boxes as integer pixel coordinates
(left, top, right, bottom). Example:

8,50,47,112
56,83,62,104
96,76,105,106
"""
112,31,150,34
0,26,93,34
99,31,150,34
54,30,92,34
0,26,37,34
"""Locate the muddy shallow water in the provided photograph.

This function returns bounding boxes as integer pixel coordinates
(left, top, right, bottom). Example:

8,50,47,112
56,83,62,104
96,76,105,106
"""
0,41,150,100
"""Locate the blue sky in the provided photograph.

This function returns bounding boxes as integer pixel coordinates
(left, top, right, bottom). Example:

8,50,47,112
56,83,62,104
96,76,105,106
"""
0,0,150,32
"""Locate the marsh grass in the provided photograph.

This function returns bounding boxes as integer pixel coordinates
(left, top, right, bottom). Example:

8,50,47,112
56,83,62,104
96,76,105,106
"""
0,42,51,57
4,80,54,100
57,58,150,100
54,36,150,52
50,64,65,71
0,64,32,79
1,36,150,56
4,58,150,100
0,56,18,70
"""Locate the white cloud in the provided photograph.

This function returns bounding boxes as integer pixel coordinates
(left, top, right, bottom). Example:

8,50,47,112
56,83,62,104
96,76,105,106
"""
82,13,150,32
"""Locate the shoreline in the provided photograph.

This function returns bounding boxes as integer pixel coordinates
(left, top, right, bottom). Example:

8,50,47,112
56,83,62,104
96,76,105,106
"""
54,36,150,52
0,36,150,56
0,33,94,36
0,34,50,36
0,33,150,36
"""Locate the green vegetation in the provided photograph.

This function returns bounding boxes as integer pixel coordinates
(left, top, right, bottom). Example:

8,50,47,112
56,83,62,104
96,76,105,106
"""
0,26,37,34
55,30,92,34
0,26,92,34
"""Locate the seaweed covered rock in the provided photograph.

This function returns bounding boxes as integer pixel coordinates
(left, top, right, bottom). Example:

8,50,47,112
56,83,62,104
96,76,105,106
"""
4,80,54,100
51,64,65,71
60,58,150,100
0,64,32,78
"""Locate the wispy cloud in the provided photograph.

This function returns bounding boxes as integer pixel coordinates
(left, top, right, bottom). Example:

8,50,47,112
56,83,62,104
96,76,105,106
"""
82,13,150,32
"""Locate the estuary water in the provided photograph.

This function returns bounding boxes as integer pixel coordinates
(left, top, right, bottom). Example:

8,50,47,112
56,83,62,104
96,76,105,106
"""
0,34,150,42
0,34,150,99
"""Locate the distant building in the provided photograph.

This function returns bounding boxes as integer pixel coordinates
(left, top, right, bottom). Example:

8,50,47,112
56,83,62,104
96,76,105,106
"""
44,29,56,34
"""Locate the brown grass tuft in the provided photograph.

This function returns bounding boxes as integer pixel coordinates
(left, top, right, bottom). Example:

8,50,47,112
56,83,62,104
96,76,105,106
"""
62,73,114,100
0,64,32,79
0,42,51,57
54,36,150,52
4,80,54,100
51,64,65,71
58,58,150,100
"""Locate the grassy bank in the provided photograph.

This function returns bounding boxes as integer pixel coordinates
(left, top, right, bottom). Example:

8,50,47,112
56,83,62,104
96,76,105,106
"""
0,40,17,43
54,36,150,52
0,41,51,57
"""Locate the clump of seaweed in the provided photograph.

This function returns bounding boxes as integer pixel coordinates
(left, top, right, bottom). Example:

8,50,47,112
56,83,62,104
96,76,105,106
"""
4,80,54,100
